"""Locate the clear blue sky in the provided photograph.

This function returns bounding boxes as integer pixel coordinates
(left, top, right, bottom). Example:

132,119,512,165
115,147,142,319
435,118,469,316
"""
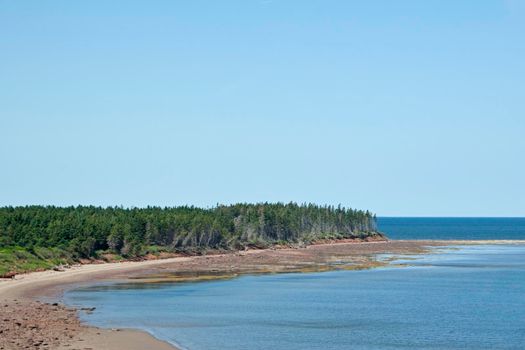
1,0,524,216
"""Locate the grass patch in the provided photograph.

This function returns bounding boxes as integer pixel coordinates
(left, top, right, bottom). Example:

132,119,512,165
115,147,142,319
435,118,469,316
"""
0,246,71,276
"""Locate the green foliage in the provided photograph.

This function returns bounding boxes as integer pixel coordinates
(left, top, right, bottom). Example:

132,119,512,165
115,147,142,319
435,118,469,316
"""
0,203,381,270
0,246,71,275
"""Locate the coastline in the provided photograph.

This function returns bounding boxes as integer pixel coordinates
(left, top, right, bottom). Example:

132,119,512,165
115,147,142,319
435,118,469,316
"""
2,239,525,350
0,257,187,350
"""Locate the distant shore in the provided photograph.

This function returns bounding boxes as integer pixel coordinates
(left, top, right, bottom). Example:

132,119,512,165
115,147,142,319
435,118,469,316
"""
2,239,525,350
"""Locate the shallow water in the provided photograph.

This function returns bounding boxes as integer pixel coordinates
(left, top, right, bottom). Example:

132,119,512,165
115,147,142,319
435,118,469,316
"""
65,244,525,350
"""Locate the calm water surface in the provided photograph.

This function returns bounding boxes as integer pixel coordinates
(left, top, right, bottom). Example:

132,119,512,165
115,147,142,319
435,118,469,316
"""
65,219,525,350
378,217,525,240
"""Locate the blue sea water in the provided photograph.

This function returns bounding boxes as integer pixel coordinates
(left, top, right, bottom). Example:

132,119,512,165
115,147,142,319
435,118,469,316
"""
378,217,525,240
65,219,525,350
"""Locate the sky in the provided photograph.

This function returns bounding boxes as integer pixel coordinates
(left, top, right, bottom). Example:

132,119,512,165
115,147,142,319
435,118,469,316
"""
1,0,524,216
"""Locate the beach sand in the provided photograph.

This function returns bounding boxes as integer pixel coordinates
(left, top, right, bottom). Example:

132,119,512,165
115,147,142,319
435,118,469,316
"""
1,239,524,350
0,257,187,350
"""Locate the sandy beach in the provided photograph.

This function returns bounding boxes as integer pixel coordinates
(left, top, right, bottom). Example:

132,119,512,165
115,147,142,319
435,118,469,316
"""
0,257,187,350
2,239,524,350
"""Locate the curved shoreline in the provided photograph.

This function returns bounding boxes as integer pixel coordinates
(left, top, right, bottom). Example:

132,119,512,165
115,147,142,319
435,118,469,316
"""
2,239,525,350
0,257,187,350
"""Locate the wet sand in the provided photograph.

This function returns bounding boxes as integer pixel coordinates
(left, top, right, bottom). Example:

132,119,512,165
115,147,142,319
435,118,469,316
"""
1,239,523,350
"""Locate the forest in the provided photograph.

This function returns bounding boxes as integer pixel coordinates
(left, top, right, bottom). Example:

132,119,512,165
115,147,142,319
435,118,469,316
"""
0,203,382,275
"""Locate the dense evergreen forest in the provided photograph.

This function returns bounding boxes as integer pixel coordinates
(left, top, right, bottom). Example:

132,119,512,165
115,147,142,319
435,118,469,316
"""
0,203,381,275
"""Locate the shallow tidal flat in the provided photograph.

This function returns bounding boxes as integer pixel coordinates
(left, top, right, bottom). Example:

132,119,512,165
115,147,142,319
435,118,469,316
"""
2,239,524,350
0,240,431,350
100,240,439,285
65,241,525,350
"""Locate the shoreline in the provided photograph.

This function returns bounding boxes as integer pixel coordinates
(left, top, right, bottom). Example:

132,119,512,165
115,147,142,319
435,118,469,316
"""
0,257,188,350
2,239,525,350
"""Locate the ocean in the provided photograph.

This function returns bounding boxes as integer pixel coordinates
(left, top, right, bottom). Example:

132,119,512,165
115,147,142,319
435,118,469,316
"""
377,217,525,240
65,218,525,350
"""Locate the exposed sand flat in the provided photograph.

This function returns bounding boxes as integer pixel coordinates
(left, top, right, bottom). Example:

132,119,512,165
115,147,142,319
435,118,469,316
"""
55,328,177,350
2,239,524,350
0,256,191,299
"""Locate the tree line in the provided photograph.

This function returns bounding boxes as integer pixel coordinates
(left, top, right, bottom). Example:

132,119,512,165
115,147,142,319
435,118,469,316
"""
0,203,381,259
